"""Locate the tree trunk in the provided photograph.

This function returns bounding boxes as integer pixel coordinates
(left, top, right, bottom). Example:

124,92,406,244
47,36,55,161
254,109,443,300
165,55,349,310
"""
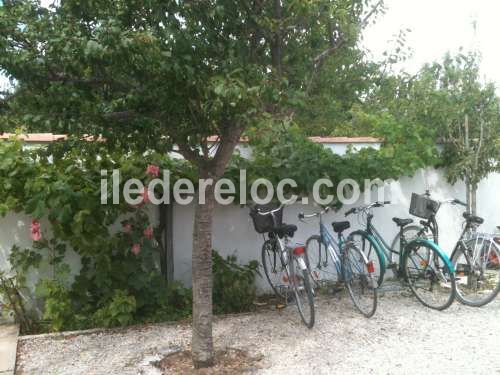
179,128,244,368
470,182,477,216
465,178,471,214
191,180,216,368
271,0,283,78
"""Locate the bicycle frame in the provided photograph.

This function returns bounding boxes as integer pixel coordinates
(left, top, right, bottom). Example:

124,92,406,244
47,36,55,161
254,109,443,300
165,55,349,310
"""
362,213,454,276
451,221,500,267
266,211,292,279
362,215,400,272
261,209,309,295
317,218,347,279
308,211,370,282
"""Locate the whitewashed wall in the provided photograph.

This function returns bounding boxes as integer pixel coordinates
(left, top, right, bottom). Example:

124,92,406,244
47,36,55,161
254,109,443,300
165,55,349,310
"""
172,169,500,292
1,143,498,294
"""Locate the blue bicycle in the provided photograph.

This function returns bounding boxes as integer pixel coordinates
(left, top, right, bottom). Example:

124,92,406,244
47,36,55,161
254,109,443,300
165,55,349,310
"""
299,207,377,317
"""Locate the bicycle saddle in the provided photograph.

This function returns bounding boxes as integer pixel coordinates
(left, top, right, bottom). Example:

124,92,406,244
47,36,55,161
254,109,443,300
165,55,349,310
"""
392,217,414,227
332,221,350,233
273,224,297,238
463,212,484,225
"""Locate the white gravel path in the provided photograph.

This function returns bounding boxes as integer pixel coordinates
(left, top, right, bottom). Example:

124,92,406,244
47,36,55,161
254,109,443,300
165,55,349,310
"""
16,292,500,374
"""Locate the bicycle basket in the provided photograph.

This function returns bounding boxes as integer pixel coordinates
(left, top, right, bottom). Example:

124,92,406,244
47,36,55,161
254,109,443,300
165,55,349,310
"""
249,203,283,234
409,193,440,219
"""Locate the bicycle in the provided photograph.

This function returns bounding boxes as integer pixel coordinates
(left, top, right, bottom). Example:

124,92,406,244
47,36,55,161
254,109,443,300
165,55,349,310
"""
300,206,377,318
345,201,457,310
396,192,500,307
249,202,315,328
393,191,465,246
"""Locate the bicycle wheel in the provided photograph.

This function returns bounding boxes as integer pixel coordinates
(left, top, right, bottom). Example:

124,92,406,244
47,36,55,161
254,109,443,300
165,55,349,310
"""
342,242,377,318
305,235,340,288
349,230,386,286
451,238,500,307
261,238,289,300
290,255,315,328
390,225,434,265
403,241,456,310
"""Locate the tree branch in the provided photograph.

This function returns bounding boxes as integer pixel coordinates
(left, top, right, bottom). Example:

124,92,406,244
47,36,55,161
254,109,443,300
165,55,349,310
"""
176,141,205,166
102,110,164,122
47,72,132,91
307,0,384,91
474,120,484,171
211,125,245,178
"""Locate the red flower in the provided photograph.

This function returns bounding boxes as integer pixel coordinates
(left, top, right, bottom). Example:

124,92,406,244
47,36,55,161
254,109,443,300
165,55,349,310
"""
146,164,160,177
144,227,154,239
132,243,141,255
30,220,42,241
123,223,132,233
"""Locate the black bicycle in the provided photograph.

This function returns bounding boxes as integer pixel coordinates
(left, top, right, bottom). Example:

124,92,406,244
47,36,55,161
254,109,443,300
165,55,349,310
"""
249,202,315,328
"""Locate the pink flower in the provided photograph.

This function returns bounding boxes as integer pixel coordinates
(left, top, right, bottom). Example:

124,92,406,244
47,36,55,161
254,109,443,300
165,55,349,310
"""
30,220,42,241
146,164,160,177
144,227,153,240
130,186,151,208
141,186,151,204
123,223,132,233
132,243,141,255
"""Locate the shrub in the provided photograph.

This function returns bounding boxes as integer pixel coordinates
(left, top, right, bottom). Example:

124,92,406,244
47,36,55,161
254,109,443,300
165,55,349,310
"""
212,251,259,314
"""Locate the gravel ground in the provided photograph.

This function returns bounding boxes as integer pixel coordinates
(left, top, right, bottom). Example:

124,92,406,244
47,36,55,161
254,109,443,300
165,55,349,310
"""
16,291,500,375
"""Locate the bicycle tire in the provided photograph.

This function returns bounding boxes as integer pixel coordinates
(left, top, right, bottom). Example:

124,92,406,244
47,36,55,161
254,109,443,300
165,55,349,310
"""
402,241,456,310
291,256,315,328
342,242,378,318
390,225,434,273
348,230,386,287
261,239,290,301
304,235,340,288
451,238,500,307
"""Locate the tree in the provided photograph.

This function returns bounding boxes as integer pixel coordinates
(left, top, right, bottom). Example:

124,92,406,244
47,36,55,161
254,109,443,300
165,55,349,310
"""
0,0,384,367
367,53,500,213
436,54,500,214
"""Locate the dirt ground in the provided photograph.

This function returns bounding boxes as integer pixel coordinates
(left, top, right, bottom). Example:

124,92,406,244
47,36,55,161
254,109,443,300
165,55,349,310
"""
16,291,500,374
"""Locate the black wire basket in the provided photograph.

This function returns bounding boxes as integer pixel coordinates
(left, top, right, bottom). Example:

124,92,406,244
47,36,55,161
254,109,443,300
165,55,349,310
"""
249,203,283,233
409,193,440,219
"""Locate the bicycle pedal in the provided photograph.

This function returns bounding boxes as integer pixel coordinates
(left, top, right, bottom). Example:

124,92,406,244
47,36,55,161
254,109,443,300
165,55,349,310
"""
276,303,287,311
330,286,344,294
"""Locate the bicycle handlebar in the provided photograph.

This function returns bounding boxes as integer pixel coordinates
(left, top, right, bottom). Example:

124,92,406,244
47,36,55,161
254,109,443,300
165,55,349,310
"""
420,191,467,207
255,199,295,216
257,206,282,216
345,208,356,217
345,201,391,216
452,198,467,207
298,206,330,220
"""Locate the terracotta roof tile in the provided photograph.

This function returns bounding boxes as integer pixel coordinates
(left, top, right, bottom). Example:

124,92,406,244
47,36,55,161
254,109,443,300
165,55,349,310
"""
207,135,381,144
0,133,105,142
1,133,382,144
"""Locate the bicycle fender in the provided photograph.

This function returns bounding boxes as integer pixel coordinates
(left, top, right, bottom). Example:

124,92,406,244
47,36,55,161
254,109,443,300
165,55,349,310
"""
404,238,455,273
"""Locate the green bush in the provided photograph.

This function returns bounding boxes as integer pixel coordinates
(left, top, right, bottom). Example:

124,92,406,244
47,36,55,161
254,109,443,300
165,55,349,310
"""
93,290,137,328
213,251,259,314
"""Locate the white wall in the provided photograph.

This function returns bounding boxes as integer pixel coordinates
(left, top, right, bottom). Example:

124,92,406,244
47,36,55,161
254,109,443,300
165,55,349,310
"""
173,168,499,292
1,167,498,294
